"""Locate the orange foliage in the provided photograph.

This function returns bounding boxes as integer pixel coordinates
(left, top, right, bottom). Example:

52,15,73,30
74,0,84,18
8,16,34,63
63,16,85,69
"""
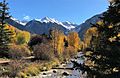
57,32,65,54
50,29,65,54
67,32,80,51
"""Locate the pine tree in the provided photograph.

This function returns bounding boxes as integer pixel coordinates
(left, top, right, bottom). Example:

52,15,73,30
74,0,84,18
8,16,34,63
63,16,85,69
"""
0,0,12,57
82,0,120,78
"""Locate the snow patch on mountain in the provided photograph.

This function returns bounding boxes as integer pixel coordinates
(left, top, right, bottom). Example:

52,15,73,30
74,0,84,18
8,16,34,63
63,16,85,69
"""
10,17,78,30
11,17,27,26
35,17,77,30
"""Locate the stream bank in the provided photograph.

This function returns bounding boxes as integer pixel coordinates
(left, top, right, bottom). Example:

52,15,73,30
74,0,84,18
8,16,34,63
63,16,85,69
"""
31,52,87,78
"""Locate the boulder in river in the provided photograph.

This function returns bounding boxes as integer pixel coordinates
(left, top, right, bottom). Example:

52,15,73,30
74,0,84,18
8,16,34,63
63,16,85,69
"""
53,70,57,73
62,72,69,76
43,73,47,75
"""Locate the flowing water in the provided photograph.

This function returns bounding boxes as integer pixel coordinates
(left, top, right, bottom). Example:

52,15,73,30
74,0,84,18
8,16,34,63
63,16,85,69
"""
31,52,87,78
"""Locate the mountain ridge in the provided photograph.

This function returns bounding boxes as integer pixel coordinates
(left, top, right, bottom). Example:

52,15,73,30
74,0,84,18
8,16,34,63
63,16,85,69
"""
6,14,102,38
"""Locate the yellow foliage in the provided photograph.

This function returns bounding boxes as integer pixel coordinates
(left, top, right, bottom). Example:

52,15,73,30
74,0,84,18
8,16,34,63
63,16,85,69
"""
50,29,65,54
3,24,31,45
57,34,65,54
22,31,31,43
67,32,80,51
84,27,98,48
117,33,120,37
108,36,117,42
97,21,104,26
16,30,31,45
23,64,40,76
108,25,113,29
4,24,16,42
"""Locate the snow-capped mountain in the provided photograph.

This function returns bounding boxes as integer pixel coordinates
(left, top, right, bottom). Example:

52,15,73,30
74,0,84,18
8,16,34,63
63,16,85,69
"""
62,21,78,30
25,19,68,34
41,17,59,23
6,17,78,34
5,14,102,39
35,17,77,30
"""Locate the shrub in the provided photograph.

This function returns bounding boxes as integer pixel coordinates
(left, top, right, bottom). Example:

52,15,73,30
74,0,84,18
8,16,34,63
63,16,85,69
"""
33,43,54,60
9,44,31,59
8,60,27,77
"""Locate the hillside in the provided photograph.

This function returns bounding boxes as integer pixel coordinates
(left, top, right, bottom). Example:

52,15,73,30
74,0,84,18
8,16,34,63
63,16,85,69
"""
6,14,102,39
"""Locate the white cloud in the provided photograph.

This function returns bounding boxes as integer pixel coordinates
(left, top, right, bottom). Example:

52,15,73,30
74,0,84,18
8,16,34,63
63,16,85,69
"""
23,16,31,20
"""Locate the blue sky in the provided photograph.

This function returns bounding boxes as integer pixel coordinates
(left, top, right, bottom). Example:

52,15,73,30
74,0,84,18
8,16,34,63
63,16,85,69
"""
6,0,109,24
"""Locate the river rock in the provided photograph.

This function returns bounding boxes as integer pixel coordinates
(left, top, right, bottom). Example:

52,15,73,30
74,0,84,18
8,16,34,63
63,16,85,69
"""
43,73,47,75
62,72,69,76
53,70,57,73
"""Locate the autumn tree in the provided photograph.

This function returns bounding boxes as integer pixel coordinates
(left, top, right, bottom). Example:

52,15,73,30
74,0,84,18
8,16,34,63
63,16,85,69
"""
56,31,65,54
83,26,98,49
49,27,58,55
0,0,13,57
49,28,65,55
16,31,30,45
4,24,16,42
67,32,80,51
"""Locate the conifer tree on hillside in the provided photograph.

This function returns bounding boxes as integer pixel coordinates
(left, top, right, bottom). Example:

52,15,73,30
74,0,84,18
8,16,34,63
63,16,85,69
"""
81,0,120,78
0,0,12,57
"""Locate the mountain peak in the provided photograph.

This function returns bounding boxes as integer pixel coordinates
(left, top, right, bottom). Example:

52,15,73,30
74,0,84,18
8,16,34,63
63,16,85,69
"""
41,17,57,23
41,17,49,21
10,17,78,30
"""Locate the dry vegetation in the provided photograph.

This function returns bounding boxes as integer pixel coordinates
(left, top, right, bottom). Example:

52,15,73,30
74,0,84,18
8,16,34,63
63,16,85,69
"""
0,27,82,78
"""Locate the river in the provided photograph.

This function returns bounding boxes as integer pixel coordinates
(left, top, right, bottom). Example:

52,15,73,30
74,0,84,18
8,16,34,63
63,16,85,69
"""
31,52,87,78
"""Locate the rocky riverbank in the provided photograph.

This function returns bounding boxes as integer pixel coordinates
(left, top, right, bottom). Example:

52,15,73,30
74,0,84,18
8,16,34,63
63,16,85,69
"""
31,52,87,78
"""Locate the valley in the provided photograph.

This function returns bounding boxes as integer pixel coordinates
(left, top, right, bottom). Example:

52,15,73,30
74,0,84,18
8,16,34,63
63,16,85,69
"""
0,0,120,78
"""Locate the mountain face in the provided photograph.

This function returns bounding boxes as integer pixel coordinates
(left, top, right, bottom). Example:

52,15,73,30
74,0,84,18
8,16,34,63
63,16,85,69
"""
6,14,102,39
35,17,78,30
74,14,102,39
25,17,77,34
5,18,26,31
6,17,78,35
25,19,68,35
